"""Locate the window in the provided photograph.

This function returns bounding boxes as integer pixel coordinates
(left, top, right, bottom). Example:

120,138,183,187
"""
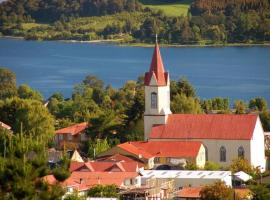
220,146,226,162
238,146,245,158
151,92,157,109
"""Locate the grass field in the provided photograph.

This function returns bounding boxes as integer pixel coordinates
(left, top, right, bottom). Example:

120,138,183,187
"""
140,0,193,17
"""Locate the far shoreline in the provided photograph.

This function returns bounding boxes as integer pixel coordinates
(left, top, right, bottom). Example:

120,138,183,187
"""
1,35,270,48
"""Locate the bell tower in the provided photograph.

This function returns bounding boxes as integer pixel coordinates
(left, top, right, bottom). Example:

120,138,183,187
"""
144,38,171,140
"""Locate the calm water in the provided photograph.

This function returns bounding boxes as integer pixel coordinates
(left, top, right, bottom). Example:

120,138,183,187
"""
0,38,270,103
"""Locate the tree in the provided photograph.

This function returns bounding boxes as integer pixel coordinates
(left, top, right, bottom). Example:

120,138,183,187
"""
250,184,270,200
204,161,221,170
0,67,17,99
171,94,202,114
176,77,197,98
18,84,43,101
260,111,270,131
230,158,256,176
0,97,55,141
83,75,104,89
234,100,247,114
0,130,64,199
249,97,268,111
88,111,123,139
83,138,110,158
88,184,119,198
200,181,235,200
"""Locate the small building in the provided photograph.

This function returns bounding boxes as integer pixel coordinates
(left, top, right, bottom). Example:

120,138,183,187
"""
140,170,232,189
62,171,141,197
55,122,89,149
98,141,206,169
69,160,143,173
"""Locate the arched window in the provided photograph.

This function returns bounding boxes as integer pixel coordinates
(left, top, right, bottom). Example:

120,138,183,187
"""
151,92,157,109
238,146,245,158
220,146,226,162
205,146,208,161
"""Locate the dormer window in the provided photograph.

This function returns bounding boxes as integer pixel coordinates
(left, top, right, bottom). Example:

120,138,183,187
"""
151,92,157,109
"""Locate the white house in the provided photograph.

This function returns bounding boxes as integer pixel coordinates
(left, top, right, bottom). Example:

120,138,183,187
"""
144,41,266,171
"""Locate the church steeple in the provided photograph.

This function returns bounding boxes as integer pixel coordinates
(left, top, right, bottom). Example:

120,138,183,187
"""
144,40,168,86
144,37,171,140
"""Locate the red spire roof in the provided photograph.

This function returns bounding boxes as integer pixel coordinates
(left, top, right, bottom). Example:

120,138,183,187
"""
145,42,168,86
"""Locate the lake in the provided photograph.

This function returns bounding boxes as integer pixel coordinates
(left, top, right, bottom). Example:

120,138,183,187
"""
0,38,270,104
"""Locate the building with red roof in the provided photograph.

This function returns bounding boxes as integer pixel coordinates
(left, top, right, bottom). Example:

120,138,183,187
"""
143,41,266,171
98,141,206,169
69,160,142,173
62,171,141,197
55,122,89,149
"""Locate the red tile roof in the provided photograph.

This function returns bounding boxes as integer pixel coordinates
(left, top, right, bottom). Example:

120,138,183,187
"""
56,122,88,135
177,187,202,198
97,153,140,163
150,114,258,140
118,141,202,159
62,171,138,190
0,121,11,130
69,161,139,172
144,43,168,86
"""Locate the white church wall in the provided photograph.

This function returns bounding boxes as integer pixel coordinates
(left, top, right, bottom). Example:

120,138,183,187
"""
250,117,266,172
196,145,206,168
151,138,251,168
144,85,171,140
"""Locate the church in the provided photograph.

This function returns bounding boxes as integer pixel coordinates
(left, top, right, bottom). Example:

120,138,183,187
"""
144,41,266,171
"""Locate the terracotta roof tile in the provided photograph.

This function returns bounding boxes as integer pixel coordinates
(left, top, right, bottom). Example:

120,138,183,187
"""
70,161,139,172
178,187,202,198
150,114,258,140
118,141,202,159
56,122,88,135
62,171,138,190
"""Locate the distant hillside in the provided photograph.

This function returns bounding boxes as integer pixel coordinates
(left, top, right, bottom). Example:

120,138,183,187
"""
190,0,270,15
0,0,142,23
1,0,270,45
140,0,193,17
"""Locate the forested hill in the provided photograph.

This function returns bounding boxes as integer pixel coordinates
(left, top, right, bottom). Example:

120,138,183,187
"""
1,0,270,45
191,0,270,15
0,0,142,22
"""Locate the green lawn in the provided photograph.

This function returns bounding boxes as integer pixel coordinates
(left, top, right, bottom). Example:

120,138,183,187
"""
140,0,193,17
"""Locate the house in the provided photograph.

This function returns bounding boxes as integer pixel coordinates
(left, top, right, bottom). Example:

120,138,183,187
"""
98,141,206,169
62,171,141,197
143,41,266,171
69,160,142,173
55,122,89,149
